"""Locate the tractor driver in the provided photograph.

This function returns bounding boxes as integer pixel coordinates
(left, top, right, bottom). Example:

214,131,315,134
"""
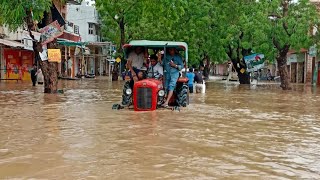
147,54,163,80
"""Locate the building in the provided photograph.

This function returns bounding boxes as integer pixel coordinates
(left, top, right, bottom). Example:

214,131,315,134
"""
285,50,308,83
310,0,320,85
0,26,42,81
0,0,81,81
64,1,114,77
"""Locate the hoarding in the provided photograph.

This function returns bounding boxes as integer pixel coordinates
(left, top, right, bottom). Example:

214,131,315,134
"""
39,20,63,45
244,54,265,72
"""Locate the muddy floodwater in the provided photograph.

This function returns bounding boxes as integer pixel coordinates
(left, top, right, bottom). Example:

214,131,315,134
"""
0,78,320,179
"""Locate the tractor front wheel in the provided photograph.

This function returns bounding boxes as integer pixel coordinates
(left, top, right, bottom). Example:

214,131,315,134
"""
121,81,132,106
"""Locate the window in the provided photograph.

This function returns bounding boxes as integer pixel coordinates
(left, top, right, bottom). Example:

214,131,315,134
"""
74,25,79,34
88,23,95,35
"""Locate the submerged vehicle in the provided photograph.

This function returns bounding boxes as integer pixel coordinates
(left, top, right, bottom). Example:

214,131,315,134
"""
113,40,189,111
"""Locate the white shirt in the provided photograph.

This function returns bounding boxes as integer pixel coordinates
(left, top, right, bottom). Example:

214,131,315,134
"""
128,51,144,69
147,63,163,79
67,58,73,69
36,69,44,83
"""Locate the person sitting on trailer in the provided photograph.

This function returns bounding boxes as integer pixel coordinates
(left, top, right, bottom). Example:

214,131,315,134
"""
160,47,183,107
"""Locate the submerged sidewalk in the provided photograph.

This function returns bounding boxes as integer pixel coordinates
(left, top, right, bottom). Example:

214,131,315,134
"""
207,75,281,85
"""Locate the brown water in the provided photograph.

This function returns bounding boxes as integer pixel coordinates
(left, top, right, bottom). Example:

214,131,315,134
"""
0,78,320,179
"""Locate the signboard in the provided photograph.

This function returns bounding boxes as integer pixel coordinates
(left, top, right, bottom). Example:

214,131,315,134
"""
309,45,317,57
39,44,48,61
22,30,41,41
22,31,41,50
116,57,121,63
39,20,63,45
48,49,61,62
244,53,265,72
287,54,297,63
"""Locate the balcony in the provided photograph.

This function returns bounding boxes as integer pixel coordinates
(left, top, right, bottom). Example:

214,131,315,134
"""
67,0,82,5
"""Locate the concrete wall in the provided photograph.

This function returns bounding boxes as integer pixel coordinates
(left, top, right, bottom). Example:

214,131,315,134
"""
66,3,101,42
213,63,228,76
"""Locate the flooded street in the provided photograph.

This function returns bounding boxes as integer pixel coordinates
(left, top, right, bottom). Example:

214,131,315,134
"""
0,78,320,179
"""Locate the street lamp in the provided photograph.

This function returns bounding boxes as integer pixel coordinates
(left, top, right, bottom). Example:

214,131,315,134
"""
113,14,122,80
268,14,278,76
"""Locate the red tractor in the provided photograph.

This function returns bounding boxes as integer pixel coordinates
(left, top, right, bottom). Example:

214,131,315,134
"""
113,40,189,111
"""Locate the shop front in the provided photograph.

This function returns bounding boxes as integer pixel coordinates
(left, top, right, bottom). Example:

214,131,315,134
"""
287,52,306,83
1,48,34,81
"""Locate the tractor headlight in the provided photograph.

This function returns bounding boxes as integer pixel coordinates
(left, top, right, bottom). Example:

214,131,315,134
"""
158,90,165,97
125,88,132,95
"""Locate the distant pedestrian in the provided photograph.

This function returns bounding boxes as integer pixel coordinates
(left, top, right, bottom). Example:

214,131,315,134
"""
67,56,73,77
266,69,272,81
30,64,37,86
186,68,195,93
203,65,209,80
36,68,44,85
194,68,205,93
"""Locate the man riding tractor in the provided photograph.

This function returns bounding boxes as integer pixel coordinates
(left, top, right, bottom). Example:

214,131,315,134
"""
114,40,189,111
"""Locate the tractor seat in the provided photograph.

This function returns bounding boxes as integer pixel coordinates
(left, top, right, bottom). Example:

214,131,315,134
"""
177,77,189,83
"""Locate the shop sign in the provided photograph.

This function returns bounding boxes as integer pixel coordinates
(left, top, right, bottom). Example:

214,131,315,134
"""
39,20,63,45
244,53,265,72
309,45,317,57
48,49,61,62
287,54,297,63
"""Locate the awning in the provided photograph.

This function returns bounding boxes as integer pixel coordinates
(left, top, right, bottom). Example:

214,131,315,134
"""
86,41,113,46
58,31,81,42
57,38,86,47
0,39,24,48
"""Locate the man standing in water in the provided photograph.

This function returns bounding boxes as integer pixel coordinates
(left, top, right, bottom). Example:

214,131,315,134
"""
161,47,183,107
30,64,37,86
186,68,195,93
67,56,73,77
194,68,205,93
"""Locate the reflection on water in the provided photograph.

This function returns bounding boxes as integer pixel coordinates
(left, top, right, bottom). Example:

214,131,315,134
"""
0,78,320,179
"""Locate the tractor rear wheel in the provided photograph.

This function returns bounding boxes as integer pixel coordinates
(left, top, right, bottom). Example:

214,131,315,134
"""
176,84,188,107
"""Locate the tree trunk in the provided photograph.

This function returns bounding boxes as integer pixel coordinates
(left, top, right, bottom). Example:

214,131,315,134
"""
203,55,210,80
27,9,58,93
238,72,251,84
231,58,250,84
112,17,125,81
277,55,292,90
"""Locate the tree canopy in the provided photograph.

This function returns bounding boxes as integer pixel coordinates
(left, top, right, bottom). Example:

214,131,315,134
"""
0,0,52,30
96,0,319,68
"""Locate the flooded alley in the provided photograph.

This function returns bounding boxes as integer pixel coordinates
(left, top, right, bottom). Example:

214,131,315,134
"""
0,78,320,179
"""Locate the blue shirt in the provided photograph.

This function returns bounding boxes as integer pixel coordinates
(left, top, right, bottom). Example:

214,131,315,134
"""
163,54,183,75
186,72,195,86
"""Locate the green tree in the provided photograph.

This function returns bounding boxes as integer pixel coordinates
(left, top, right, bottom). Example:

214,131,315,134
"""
96,0,212,66
262,0,318,90
95,0,143,52
0,0,66,93
96,0,318,89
